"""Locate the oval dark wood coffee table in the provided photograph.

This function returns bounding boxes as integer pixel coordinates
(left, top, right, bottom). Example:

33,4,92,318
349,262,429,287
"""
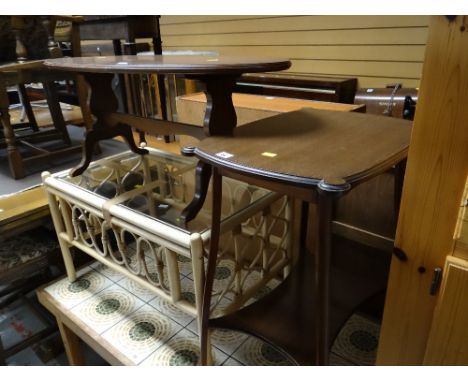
183,107,412,365
44,55,291,176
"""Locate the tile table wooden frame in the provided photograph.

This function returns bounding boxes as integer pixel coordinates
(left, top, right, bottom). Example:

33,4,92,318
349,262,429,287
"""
43,55,292,177
36,278,141,365
182,108,413,365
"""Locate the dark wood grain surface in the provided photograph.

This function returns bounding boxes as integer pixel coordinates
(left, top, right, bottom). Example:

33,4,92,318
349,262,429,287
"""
192,106,412,365
194,107,412,190
0,60,43,72
43,55,291,75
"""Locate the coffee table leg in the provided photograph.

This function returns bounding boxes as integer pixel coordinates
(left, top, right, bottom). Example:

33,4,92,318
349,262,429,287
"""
180,161,212,225
189,75,238,136
70,73,148,176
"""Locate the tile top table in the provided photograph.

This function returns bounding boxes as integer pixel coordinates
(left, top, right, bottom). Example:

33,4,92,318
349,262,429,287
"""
43,55,291,176
36,262,380,366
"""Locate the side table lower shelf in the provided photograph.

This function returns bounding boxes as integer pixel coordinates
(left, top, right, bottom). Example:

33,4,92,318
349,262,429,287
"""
208,237,388,365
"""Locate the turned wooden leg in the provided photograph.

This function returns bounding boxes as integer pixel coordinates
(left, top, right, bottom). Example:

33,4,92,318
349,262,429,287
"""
17,84,38,131
0,78,25,179
43,81,71,145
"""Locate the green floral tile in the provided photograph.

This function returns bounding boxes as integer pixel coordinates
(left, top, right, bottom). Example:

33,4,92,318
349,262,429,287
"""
128,241,193,277
211,259,236,301
70,284,144,334
101,304,184,364
186,321,248,357
140,328,228,366
44,266,113,309
231,336,295,366
118,261,172,303
146,257,185,292
173,253,194,277
329,352,356,366
242,270,282,307
148,298,194,328
118,277,159,303
186,258,236,301
148,278,197,327
222,357,244,366
331,314,380,366
90,262,126,282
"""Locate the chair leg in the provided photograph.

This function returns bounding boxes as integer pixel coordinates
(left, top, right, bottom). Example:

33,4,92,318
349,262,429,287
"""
17,84,39,131
43,81,71,145
0,79,25,179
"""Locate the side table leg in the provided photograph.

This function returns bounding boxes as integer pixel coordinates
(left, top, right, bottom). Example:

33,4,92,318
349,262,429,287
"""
315,191,333,365
315,178,350,365
17,84,39,131
57,320,85,366
200,166,222,365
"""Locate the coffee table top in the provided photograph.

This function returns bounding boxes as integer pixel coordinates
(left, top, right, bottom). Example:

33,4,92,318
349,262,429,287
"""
46,148,277,234
43,55,291,75
0,60,44,72
193,108,412,191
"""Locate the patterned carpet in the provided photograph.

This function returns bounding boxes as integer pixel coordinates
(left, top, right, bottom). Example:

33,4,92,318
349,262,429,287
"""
2,261,381,366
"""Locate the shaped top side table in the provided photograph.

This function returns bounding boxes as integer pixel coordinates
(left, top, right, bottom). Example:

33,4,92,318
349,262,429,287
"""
186,107,412,365
194,108,411,192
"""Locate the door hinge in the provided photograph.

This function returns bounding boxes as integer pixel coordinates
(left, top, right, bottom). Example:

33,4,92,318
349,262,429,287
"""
392,246,408,261
430,267,443,295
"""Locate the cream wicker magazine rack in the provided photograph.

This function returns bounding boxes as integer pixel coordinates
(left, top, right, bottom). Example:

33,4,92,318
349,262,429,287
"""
42,148,293,329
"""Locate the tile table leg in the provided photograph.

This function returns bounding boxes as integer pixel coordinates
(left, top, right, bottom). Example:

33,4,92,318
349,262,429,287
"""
57,319,85,366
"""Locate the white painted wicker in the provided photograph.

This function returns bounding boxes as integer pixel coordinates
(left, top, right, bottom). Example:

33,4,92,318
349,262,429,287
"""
42,148,293,325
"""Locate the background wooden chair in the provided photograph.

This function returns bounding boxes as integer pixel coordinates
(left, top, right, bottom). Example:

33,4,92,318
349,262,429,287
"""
0,16,86,179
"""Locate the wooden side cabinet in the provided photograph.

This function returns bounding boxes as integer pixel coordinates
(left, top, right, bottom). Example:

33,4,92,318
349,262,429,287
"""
424,180,468,365
424,256,468,365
